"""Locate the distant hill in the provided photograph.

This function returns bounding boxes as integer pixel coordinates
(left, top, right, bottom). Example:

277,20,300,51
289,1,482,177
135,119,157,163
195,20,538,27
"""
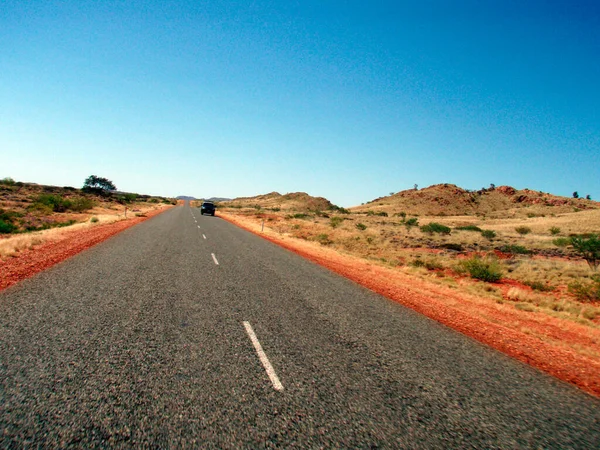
177,196,196,200
223,192,339,212
206,197,231,202
351,184,599,217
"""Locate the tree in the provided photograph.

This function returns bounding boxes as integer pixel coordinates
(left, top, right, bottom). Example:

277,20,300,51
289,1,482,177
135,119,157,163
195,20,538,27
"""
571,234,600,271
573,191,579,199
83,175,116,194
586,194,592,200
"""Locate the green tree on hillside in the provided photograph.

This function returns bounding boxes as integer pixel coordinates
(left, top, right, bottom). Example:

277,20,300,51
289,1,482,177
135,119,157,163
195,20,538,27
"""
83,175,116,194
571,234,600,271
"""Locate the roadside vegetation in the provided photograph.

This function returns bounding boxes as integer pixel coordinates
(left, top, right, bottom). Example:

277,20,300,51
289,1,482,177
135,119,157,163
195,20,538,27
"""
0,176,176,256
217,185,600,328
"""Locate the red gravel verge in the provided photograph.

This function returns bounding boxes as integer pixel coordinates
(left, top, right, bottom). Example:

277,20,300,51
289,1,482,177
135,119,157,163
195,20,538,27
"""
0,207,171,292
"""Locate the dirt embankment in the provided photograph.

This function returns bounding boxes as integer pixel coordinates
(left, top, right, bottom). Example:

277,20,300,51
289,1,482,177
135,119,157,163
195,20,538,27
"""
219,212,600,398
0,207,171,291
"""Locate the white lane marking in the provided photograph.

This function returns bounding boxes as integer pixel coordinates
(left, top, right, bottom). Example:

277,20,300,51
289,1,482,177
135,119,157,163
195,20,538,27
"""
211,253,219,265
197,225,201,229
202,234,207,239
243,321,284,392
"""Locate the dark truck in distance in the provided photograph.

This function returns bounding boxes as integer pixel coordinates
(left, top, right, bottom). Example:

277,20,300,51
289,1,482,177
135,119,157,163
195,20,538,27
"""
200,201,216,216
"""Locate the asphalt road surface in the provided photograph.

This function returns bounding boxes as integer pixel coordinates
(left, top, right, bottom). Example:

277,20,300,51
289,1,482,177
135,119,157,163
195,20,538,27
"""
1,203,599,448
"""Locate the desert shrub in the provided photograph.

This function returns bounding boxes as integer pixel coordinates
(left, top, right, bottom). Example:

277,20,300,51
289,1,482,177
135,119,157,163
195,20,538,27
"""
515,226,531,235
549,227,561,235
56,219,77,228
316,233,332,245
292,213,310,219
410,259,425,268
498,244,531,255
355,223,367,231
395,212,407,220
149,198,159,203
524,280,555,292
0,177,16,186
90,217,99,223
376,211,388,217
457,256,503,282
33,194,73,212
456,225,482,232
424,259,444,270
404,217,418,231
270,207,281,212
481,229,496,240
331,205,350,214
553,237,571,247
70,197,95,212
568,276,600,302
571,234,600,271
330,217,344,228
0,219,17,234
420,222,451,235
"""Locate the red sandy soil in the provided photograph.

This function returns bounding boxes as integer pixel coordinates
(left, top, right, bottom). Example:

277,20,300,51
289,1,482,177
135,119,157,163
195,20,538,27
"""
219,212,600,398
0,207,171,291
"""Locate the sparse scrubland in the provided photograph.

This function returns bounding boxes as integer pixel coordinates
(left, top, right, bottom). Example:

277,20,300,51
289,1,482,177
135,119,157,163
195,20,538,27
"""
217,184,600,395
0,177,176,257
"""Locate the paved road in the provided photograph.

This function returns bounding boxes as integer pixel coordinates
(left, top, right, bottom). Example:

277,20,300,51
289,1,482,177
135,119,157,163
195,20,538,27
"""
1,203,599,448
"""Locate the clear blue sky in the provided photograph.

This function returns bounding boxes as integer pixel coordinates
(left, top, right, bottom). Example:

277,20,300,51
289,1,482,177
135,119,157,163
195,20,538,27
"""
2,1,599,206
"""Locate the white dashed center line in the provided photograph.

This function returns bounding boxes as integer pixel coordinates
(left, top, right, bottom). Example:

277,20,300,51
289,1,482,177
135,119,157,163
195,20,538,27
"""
202,234,207,239
198,225,201,229
211,253,219,265
243,321,284,392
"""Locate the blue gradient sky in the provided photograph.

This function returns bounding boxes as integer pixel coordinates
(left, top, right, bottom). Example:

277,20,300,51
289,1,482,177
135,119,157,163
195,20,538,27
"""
2,1,599,206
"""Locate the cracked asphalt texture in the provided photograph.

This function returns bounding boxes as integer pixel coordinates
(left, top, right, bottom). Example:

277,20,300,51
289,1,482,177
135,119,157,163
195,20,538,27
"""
1,203,599,448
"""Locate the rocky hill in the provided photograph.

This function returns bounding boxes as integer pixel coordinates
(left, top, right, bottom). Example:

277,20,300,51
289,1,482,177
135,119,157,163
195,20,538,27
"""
223,192,338,212
352,184,599,217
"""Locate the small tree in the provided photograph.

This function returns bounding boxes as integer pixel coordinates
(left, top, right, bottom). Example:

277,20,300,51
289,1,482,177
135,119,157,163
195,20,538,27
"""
571,234,600,271
83,175,116,194
573,191,579,199
586,194,592,200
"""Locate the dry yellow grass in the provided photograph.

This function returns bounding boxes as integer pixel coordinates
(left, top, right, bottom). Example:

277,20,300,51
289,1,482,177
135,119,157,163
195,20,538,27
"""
0,203,167,258
218,194,600,328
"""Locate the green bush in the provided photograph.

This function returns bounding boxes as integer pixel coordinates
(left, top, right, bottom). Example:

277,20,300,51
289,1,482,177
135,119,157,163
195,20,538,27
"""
33,194,73,212
316,233,332,245
571,234,600,270
481,229,496,239
355,223,367,231
515,226,532,235
456,225,482,232
524,280,555,292
70,197,94,212
553,237,571,248
0,177,16,186
568,276,600,302
458,256,503,282
420,222,451,235
0,219,17,234
292,213,310,219
90,217,99,223
330,217,344,228
404,217,419,231
549,227,561,235
498,244,531,255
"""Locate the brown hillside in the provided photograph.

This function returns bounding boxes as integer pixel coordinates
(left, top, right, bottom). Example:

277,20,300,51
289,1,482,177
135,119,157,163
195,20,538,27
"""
223,192,337,212
352,184,599,217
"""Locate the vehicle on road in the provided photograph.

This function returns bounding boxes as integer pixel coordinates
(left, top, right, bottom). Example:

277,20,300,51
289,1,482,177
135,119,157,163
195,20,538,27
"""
200,201,216,216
